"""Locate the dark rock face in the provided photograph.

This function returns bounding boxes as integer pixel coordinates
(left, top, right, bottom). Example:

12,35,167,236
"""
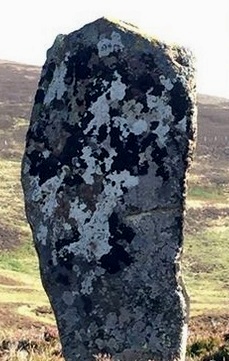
21,17,197,361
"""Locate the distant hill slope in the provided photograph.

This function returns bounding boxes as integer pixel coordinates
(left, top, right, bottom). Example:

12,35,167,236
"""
0,60,40,124
0,61,40,158
197,94,229,156
0,59,228,159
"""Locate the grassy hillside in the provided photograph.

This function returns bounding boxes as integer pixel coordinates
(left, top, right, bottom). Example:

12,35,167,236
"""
0,61,54,334
0,60,229,360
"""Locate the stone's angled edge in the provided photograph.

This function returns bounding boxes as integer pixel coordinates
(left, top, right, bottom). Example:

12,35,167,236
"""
46,34,66,64
21,16,197,361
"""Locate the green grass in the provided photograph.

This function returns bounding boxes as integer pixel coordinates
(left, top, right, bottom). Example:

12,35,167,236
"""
0,239,37,274
0,157,30,239
183,158,229,314
188,185,227,202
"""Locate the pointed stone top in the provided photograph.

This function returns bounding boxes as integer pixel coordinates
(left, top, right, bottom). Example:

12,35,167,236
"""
46,16,165,65
80,16,145,35
68,16,160,45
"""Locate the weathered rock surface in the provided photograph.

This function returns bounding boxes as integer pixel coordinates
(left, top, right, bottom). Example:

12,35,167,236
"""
21,17,197,361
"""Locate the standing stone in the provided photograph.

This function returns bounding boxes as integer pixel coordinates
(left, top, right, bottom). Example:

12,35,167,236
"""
21,17,197,361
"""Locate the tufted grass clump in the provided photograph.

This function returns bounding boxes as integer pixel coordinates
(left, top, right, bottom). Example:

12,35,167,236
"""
186,333,229,361
187,336,221,358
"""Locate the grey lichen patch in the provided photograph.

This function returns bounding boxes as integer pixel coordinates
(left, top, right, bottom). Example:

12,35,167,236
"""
62,291,75,306
43,60,68,105
80,271,95,295
21,17,197,361
97,32,124,57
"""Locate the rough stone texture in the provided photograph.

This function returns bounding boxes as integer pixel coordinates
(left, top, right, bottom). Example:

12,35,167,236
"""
21,17,197,361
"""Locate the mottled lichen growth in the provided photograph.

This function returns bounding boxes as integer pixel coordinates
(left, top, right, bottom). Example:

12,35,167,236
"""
21,17,197,361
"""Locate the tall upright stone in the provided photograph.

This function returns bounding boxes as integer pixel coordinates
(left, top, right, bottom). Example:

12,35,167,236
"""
21,18,197,361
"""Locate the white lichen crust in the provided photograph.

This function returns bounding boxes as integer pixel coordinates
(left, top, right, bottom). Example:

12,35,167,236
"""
21,17,197,361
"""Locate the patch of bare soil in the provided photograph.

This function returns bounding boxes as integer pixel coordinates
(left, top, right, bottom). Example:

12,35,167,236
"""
0,275,24,287
35,305,53,317
0,304,47,331
7,287,36,294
